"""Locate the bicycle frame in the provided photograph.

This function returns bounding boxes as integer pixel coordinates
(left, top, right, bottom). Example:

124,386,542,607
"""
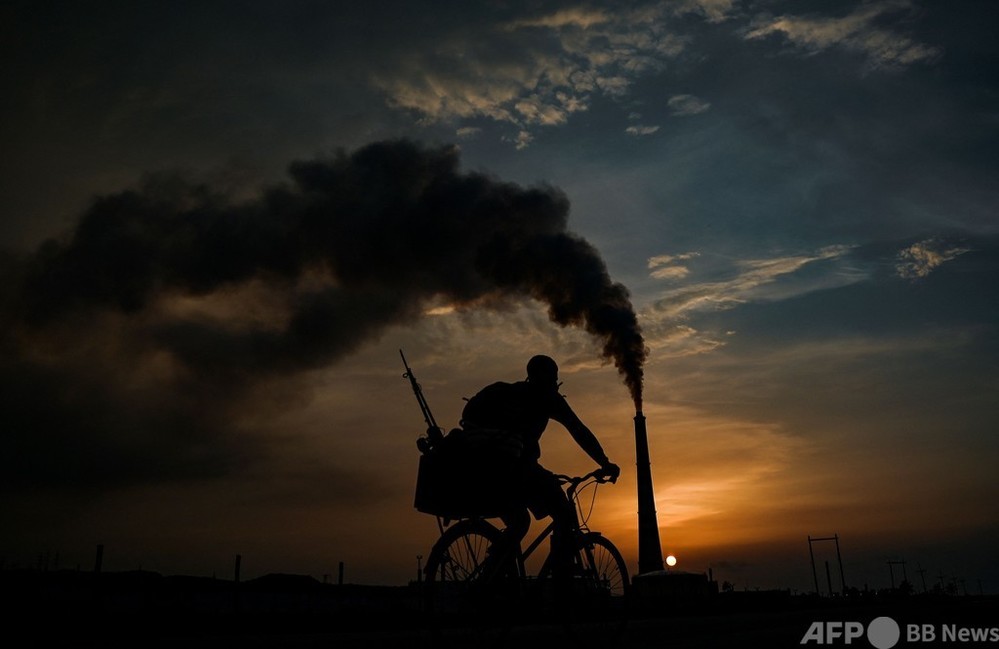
435,468,611,580
421,470,629,646
519,471,603,572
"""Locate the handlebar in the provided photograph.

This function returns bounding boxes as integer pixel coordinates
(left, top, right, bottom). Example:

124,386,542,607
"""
554,467,618,488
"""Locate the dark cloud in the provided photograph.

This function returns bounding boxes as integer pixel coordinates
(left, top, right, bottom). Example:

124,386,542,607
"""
2,139,646,491
0,344,245,491
20,140,645,385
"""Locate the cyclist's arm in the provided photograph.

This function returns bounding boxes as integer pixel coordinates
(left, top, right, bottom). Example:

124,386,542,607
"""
550,395,611,467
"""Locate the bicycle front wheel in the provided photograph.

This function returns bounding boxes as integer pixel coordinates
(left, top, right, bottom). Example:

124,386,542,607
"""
578,532,630,599
546,531,630,644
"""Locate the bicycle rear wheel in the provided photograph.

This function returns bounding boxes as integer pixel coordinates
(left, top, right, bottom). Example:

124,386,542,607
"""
423,519,519,647
425,519,502,590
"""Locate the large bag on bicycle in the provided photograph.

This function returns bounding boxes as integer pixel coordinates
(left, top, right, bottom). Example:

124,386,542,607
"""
414,427,525,519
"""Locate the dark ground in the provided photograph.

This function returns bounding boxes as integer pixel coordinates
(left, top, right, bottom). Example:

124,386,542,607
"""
1,569,996,648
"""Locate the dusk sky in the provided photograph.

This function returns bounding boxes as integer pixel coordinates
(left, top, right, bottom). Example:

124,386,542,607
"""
2,0,997,594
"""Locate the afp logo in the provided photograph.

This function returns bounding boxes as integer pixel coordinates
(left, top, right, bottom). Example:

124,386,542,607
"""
801,617,901,649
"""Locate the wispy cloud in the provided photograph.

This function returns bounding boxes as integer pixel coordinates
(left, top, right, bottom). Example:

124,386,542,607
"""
670,0,738,23
668,94,711,116
649,265,690,280
640,320,727,357
505,7,611,30
744,0,940,69
651,246,855,318
649,252,701,266
648,251,700,279
641,246,862,355
508,129,535,150
374,4,690,146
626,124,661,136
895,239,970,280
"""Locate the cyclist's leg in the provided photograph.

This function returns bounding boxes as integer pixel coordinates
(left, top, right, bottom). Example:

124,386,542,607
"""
549,495,577,581
491,507,529,575
487,457,531,577
527,464,576,581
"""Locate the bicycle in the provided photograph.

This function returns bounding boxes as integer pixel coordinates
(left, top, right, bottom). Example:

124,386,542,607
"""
400,352,629,644
422,467,630,645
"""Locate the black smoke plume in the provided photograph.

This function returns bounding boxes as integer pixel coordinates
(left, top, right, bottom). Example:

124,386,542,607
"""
19,139,647,405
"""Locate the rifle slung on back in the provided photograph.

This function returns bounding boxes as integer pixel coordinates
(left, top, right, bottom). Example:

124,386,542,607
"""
400,349,445,452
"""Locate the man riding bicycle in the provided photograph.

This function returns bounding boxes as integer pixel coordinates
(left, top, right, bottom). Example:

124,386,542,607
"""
460,355,621,580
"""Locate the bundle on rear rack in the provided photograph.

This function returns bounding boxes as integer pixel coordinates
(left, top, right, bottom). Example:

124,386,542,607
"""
402,350,521,519
414,430,523,519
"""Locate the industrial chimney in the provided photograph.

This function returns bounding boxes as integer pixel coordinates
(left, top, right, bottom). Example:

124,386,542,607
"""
634,411,664,574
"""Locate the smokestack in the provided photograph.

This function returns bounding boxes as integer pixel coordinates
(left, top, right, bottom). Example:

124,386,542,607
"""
634,411,664,574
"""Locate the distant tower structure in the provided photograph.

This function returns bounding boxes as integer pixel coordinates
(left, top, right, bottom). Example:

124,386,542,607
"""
808,534,847,595
917,563,929,593
634,412,664,574
94,544,104,574
887,559,908,590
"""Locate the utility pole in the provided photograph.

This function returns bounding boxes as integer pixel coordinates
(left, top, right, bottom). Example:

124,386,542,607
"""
809,536,818,594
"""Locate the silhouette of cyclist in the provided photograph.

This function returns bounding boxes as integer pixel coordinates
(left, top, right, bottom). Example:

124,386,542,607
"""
460,355,621,579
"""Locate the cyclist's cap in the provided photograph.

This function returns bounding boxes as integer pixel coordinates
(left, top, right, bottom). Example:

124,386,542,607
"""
526,355,558,383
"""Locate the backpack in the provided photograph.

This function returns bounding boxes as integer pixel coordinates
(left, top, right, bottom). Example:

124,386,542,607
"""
461,381,526,431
